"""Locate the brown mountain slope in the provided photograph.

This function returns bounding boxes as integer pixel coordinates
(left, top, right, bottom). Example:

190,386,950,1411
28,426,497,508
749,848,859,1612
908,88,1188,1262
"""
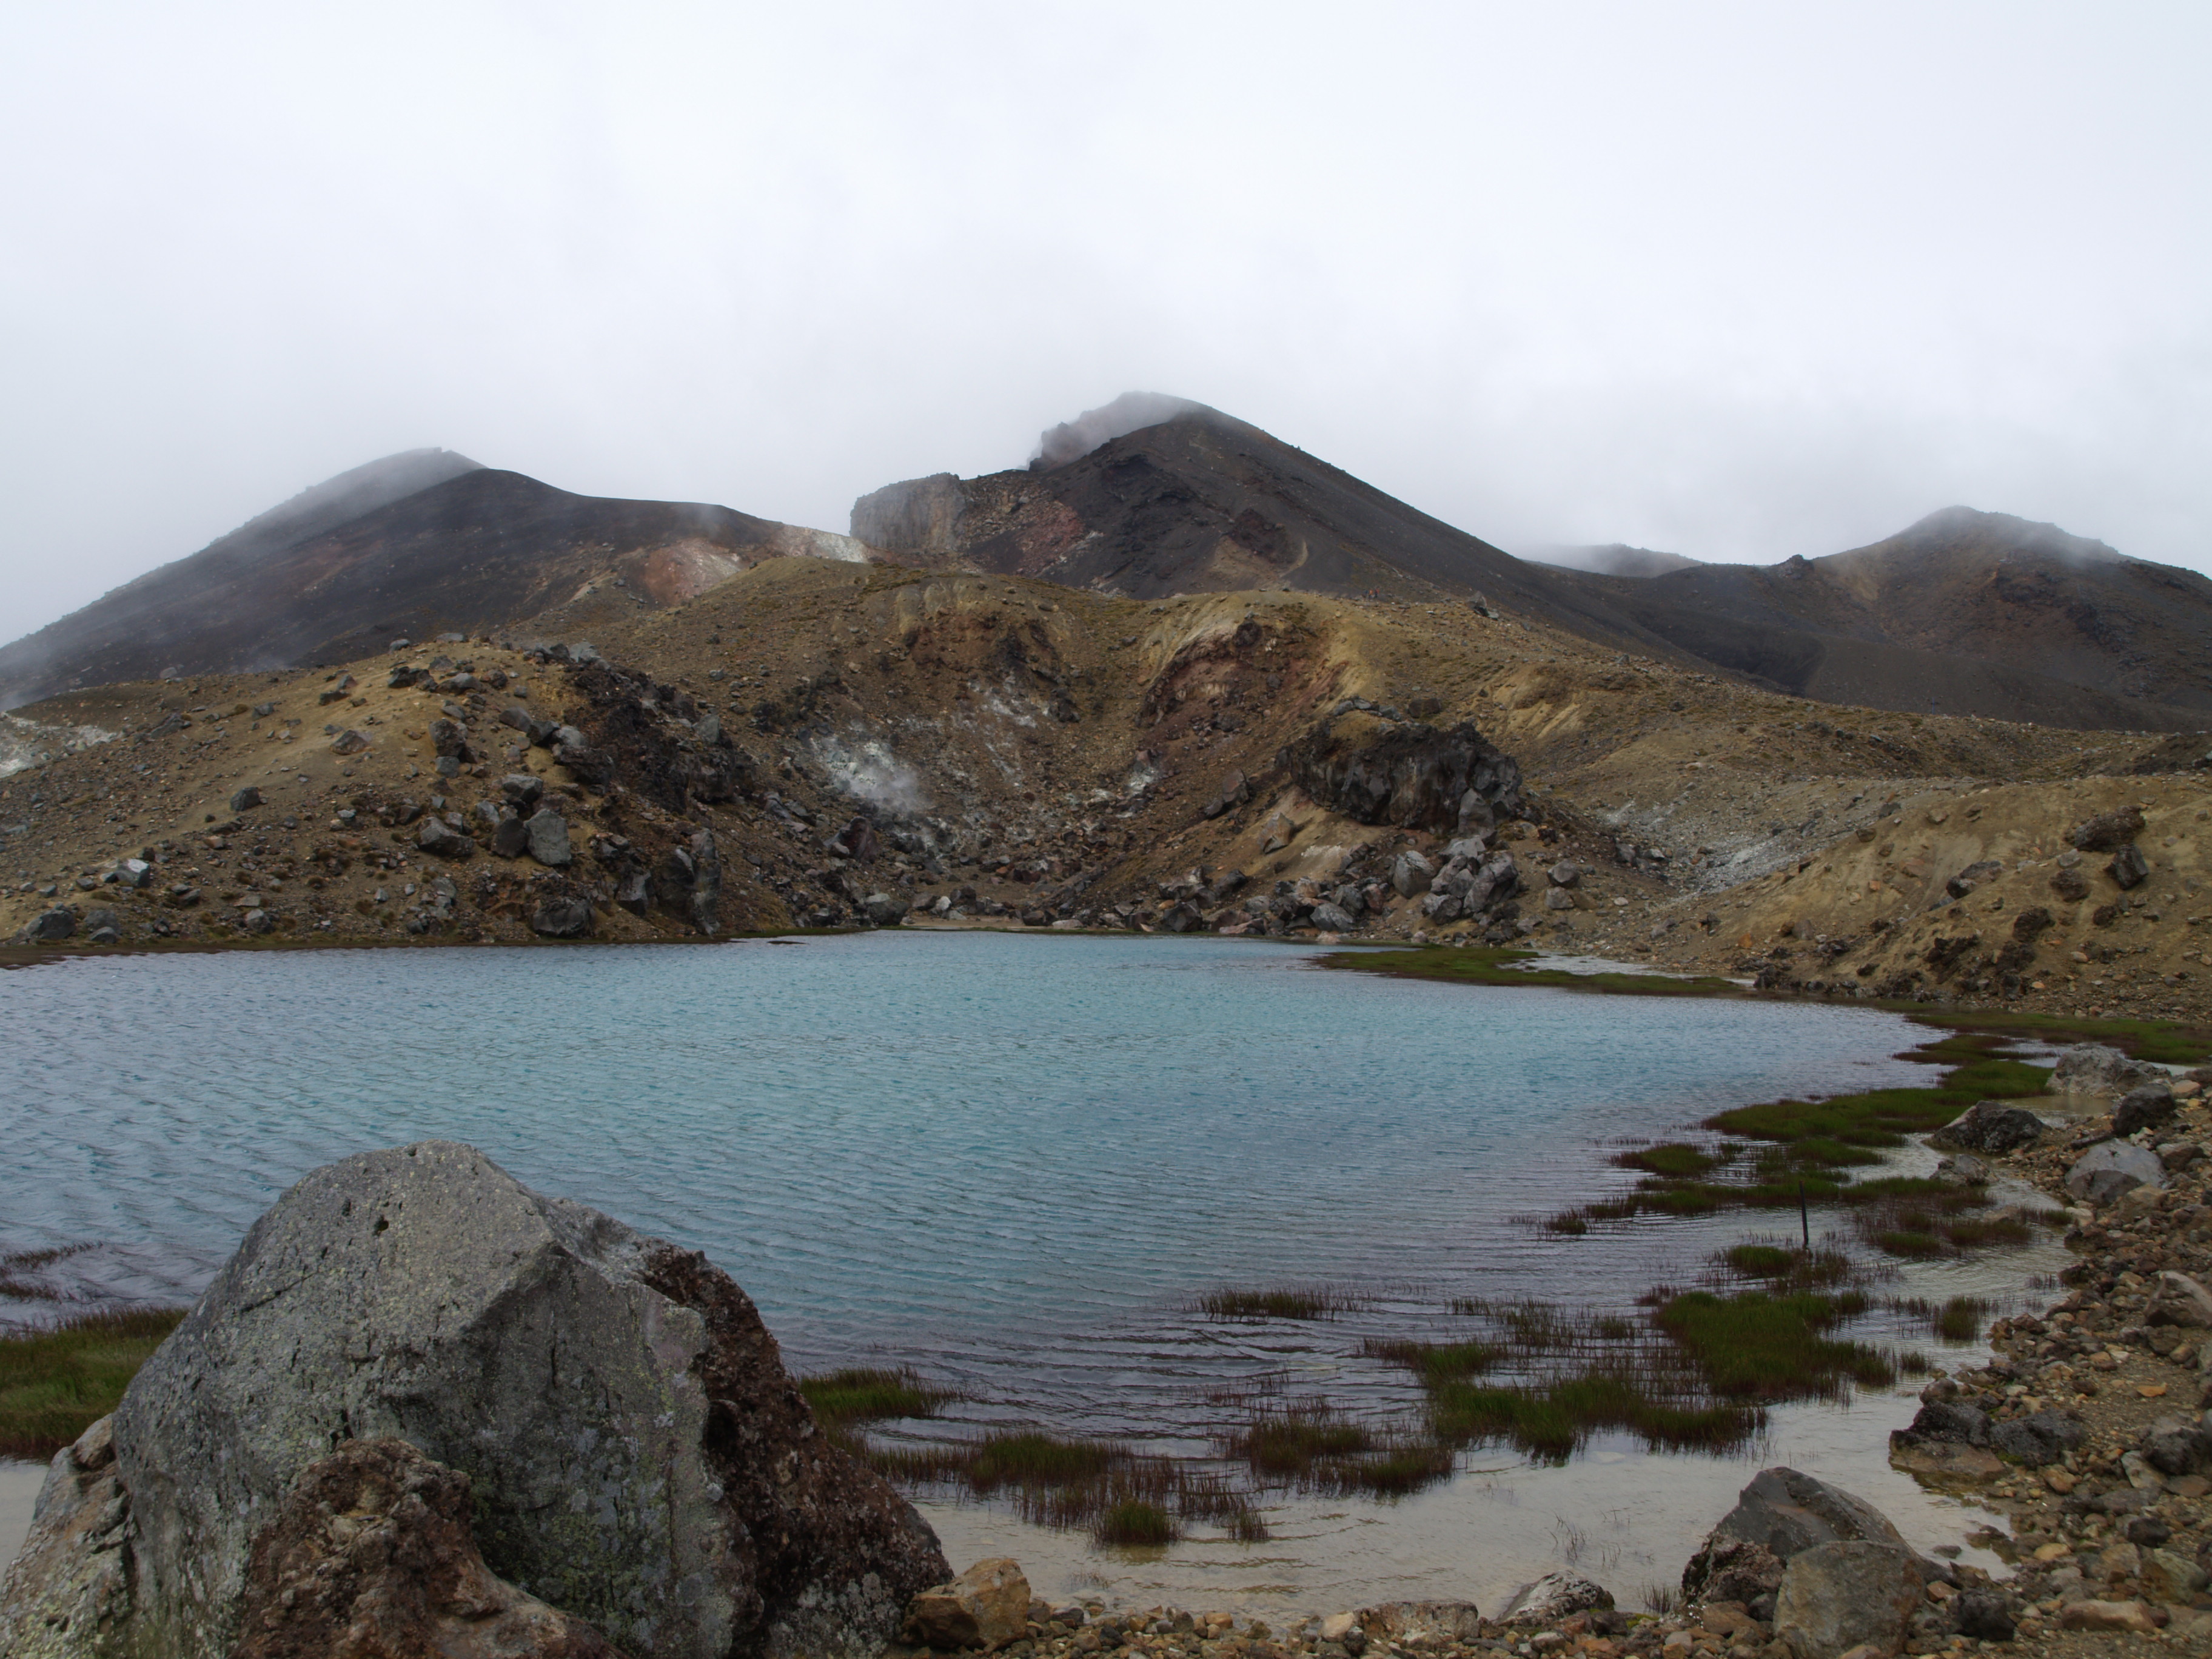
855,407,2212,734
0,463,869,709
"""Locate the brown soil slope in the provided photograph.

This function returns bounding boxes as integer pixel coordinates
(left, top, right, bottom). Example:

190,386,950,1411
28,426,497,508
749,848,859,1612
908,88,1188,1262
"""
0,466,869,709
12,558,2212,1044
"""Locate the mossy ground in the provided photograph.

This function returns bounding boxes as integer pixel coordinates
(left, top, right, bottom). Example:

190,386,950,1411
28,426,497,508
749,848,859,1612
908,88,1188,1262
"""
0,1309,186,1458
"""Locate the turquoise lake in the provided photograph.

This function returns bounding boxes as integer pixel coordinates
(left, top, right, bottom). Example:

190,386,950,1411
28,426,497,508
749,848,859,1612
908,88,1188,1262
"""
3,932,2046,1610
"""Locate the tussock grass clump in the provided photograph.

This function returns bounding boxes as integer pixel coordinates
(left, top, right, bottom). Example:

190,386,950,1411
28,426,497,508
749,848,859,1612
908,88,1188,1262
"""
1096,1498,1178,1546
1895,1294,1995,1342
1722,1244,1798,1278
0,1245,92,1303
1655,1290,1892,1399
800,1367,953,1432
1224,1401,1455,1496
1199,1285,1361,1321
0,1307,186,1458
1429,1369,1760,1463
1361,1338,1501,1382
1612,1143,1722,1179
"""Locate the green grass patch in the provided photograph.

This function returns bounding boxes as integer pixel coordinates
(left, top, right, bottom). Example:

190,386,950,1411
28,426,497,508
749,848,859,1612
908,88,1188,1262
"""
1613,1143,1723,1178
1906,1010,2212,1065
1361,1338,1503,1382
1321,947,1741,998
0,1308,186,1458
800,1367,953,1432
1429,1370,1760,1463
967,1432,1121,1491
1655,1290,1892,1399
1722,1244,1798,1278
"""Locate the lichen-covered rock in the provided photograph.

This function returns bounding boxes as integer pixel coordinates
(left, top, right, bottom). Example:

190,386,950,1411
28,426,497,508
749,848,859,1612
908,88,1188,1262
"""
99,1141,947,1659
902,1558,1031,1650
232,1438,621,1659
1771,1541,1925,1659
0,1418,134,1658
1499,1572,1612,1626
1681,1467,1903,1606
2051,1042,2165,1098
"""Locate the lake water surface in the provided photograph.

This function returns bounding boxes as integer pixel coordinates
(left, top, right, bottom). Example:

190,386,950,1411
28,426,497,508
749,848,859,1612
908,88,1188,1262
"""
1,933,2052,1610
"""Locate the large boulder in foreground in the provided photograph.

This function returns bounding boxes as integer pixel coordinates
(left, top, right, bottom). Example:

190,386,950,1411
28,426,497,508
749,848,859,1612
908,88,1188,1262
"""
1680,1467,1905,1605
4,1141,947,1659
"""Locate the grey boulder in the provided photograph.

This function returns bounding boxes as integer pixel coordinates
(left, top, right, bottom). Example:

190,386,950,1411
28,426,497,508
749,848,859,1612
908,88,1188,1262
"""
529,897,594,939
2051,1043,2165,1098
20,907,74,942
2113,1082,2178,1139
229,786,263,813
1772,1541,1925,1659
1310,901,1358,933
2066,1139,2167,1204
1681,1467,1903,1605
525,808,572,868
2145,1273,2212,1330
1391,850,1435,898
64,1142,948,1659
416,817,475,860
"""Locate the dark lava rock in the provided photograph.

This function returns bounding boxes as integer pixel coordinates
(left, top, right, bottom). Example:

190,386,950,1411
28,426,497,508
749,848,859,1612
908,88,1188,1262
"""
1903,1401,1991,1445
2114,1082,2179,1139
2070,806,2147,852
416,817,475,860
232,1437,621,1659
230,786,263,813
21,907,75,942
1988,1410,2085,1467
492,816,531,859
1929,1099,2047,1153
528,897,593,939
2110,842,2150,890
1281,709,1521,836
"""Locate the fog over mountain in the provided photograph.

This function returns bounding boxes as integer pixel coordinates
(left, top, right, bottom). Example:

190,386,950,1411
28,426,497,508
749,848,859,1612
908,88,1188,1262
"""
1,8,2206,641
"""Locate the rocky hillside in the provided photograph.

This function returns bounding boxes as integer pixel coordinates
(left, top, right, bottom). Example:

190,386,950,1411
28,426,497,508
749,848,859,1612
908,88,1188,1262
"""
0,460,870,709
12,552,2212,1043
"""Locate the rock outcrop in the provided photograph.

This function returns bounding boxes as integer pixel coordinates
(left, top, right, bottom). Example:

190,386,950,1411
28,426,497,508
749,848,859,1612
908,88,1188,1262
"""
1280,707,1522,836
2,1141,947,1659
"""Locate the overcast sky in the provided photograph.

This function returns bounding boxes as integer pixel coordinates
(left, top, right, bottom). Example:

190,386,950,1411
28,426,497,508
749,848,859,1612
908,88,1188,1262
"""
4,3,2207,635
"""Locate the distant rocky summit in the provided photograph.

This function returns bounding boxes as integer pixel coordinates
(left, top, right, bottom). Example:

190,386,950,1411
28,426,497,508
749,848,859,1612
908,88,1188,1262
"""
0,1141,948,1658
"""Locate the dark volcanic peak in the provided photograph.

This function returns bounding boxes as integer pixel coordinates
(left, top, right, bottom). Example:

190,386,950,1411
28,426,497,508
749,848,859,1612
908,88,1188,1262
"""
1570,505,2212,729
1030,391,1210,468
0,464,843,707
854,407,2212,733
1526,543,1704,579
210,448,486,566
